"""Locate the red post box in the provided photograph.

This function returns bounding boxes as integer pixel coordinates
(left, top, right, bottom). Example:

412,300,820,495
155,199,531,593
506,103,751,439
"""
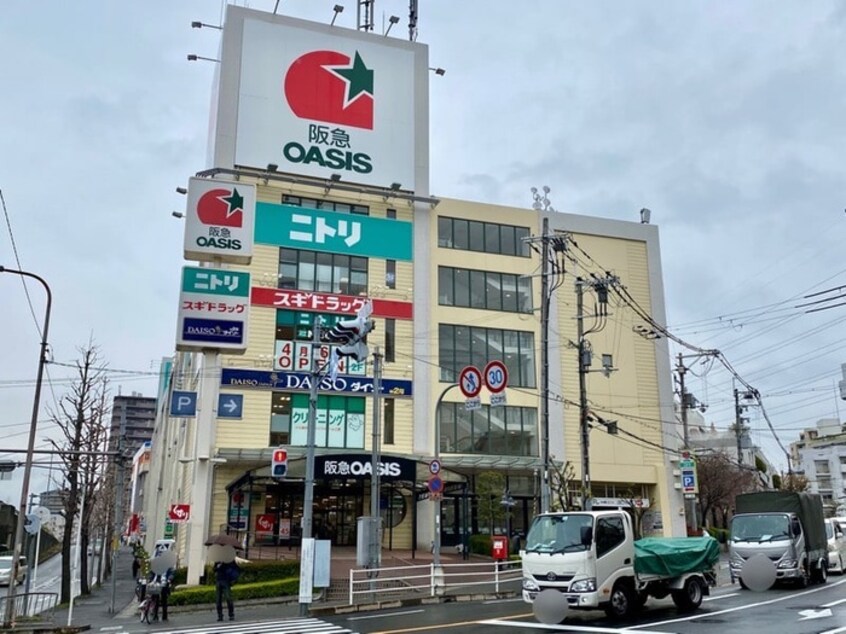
492,535,508,560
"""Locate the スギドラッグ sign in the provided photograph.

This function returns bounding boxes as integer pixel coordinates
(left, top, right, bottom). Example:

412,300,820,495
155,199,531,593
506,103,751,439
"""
176,267,251,353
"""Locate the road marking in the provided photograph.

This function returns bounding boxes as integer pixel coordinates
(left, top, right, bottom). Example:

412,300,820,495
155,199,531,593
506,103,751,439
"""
371,614,533,634
822,597,846,608
483,597,524,604
627,577,846,630
821,628,846,634
348,609,424,621
100,628,123,632
479,619,675,634
703,592,738,602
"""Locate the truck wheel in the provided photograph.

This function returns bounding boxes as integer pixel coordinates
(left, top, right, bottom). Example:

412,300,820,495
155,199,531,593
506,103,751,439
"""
604,582,634,619
672,577,704,612
812,561,828,585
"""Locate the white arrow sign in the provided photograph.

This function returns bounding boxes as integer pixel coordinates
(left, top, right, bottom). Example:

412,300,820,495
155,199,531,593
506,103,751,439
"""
223,398,238,414
798,608,832,621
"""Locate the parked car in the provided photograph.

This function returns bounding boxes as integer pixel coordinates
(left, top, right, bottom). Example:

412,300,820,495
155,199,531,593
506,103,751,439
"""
0,556,27,586
826,519,846,574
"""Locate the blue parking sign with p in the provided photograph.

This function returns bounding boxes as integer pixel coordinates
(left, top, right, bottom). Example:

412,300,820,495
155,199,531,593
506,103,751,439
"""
171,391,198,417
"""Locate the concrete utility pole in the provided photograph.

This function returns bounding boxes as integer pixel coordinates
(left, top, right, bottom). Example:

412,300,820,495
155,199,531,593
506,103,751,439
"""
576,279,590,510
734,388,743,465
432,383,458,568
539,217,551,513
676,353,697,534
109,405,127,613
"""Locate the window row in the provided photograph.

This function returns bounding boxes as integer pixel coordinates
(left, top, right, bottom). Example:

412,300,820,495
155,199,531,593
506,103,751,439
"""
269,392,396,449
279,248,368,296
282,195,370,216
439,324,536,388
438,266,533,313
437,403,538,457
270,393,365,449
438,216,531,257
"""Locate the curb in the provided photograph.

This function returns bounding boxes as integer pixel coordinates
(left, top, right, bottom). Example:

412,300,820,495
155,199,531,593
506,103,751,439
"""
309,591,519,616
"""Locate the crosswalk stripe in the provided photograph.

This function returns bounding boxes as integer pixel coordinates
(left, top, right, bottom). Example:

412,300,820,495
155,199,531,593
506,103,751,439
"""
154,617,358,634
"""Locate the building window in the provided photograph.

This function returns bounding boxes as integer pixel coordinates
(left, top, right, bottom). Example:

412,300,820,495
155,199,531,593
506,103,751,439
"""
282,195,369,216
386,260,396,289
279,248,368,295
815,460,831,475
386,208,397,219
385,318,396,363
270,392,292,446
437,216,530,257
438,324,536,387
438,266,532,313
384,399,395,445
275,392,365,449
437,403,537,456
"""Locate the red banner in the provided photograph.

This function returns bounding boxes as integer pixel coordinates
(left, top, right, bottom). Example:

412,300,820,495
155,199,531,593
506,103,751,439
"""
255,513,275,536
251,287,412,320
168,504,191,523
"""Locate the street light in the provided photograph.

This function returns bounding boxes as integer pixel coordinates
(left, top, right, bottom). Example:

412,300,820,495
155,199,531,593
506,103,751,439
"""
433,383,459,568
1,266,51,628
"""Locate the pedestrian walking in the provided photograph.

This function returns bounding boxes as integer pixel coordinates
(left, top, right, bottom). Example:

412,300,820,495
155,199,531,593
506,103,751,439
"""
131,556,140,579
213,560,240,622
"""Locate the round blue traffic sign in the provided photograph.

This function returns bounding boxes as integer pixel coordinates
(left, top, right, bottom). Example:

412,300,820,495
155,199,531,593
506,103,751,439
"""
483,360,508,393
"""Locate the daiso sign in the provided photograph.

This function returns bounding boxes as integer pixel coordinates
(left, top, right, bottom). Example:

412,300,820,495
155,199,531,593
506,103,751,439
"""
213,6,428,191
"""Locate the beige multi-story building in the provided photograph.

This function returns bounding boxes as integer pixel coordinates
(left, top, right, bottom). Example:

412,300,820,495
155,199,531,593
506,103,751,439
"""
141,6,685,582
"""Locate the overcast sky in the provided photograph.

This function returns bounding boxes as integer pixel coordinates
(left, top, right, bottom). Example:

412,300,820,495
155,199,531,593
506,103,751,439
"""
2,1,845,505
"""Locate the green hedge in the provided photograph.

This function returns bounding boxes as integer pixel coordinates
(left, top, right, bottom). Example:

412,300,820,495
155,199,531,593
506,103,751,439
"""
169,578,300,606
172,559,300,587
469,534,492,556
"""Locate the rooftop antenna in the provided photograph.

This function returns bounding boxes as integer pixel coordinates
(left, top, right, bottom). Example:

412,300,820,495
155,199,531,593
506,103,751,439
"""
358,0,374,31
408,0,418,41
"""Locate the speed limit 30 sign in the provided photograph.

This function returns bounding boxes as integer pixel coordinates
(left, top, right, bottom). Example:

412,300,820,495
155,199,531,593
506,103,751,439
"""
483,360,508,393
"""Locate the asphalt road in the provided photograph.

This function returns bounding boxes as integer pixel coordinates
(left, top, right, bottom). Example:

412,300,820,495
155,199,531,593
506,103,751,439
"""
329,577,846,634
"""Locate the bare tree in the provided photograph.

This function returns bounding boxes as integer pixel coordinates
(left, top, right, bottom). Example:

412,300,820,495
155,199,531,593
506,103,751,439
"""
619,488,649,539
697,452,757,529
548,457,577,511
46,342,110,603
779,472,810,492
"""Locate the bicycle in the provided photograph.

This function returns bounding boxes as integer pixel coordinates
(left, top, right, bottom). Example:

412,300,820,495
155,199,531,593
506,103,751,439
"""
139,581,162,624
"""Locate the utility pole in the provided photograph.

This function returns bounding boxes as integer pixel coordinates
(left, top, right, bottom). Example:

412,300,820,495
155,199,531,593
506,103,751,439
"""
734,388,743,465
576,278,590,510
539,217,551,513
676,353,697,535
109,405,126,613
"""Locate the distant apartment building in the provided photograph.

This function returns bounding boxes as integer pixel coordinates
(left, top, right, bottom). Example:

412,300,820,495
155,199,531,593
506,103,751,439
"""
688,415,776,488
791,418,846,514
38,488,66,515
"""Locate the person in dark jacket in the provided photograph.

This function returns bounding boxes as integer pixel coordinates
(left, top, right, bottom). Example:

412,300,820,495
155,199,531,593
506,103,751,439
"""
131,557,140,580
213,560,240,621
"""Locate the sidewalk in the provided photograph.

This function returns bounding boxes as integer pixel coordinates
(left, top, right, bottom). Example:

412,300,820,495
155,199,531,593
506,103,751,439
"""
34,545,736,631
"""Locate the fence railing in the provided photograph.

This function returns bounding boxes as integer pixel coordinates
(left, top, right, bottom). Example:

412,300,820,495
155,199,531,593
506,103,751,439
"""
348,560,521,605
0,592,59,624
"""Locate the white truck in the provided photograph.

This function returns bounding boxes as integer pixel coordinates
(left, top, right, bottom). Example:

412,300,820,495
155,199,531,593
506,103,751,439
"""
522,510,719,619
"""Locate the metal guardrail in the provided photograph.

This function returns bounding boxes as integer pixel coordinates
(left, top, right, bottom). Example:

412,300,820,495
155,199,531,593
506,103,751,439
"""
0,592,59,624
348,560,522,605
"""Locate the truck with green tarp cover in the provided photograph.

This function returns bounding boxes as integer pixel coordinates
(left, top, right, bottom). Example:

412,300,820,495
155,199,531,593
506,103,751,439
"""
730,491,828,587
522,510,719,620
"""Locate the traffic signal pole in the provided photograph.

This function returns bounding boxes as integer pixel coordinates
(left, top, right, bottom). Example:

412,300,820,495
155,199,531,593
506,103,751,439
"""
299,317,321,617
369,348,383,580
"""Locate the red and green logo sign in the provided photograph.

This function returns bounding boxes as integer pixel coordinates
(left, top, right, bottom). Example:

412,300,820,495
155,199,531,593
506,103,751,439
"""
196,188,245,228
284,50,374,130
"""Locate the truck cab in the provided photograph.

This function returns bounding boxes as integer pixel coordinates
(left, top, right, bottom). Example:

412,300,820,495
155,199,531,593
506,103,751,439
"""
730,512,808,585
522,511,636,614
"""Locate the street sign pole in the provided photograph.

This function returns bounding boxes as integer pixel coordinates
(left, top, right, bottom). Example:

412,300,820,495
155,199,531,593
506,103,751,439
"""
433,383,458,570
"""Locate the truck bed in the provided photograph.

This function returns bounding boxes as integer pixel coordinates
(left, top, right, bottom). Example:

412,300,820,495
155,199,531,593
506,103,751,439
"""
634,536,720,579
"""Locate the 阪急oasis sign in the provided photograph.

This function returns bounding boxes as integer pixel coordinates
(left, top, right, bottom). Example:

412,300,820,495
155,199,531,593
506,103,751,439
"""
218,9,425,189
315,454,416,482
183,177,255,264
